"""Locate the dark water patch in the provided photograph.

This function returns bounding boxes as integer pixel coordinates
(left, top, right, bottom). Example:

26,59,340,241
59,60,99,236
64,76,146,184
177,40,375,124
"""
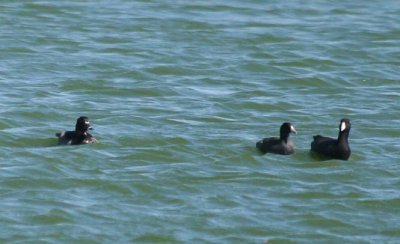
165,18,220,32
357,198,400,210
145,65,196,76
2,177,65,190
12,138,56,148
1,47,37,55
380,229,400,238
330,8,357,15
100,47,140,56
266,239,295,244
133,234,179,243
180,2,265,15
92,35,133,45
65,178,133,196
24,2,63,12
33,34,82,46
59,79,179,98
271,77,341,88
244,33,295,44
284,190,350,200
29,208,73,225
272,58,341,69
249,52,275,60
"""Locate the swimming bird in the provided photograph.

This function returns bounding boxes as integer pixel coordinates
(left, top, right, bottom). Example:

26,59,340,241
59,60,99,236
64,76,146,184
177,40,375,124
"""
256,122,297,155
56,116,97,145
310,118,351,160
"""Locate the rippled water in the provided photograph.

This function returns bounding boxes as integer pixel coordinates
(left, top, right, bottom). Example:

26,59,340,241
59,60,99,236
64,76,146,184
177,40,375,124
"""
1,1,400,242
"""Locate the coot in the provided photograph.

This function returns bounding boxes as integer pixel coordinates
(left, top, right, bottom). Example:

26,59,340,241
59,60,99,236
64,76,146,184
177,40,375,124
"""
310,118,351,160
256,122,297,155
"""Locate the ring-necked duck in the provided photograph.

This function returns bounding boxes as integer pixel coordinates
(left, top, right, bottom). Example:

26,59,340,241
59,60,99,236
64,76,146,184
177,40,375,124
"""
56,116,97,145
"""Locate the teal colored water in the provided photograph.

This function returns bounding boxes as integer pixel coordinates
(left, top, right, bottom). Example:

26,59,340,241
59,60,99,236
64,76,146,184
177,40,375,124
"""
1,1,400,242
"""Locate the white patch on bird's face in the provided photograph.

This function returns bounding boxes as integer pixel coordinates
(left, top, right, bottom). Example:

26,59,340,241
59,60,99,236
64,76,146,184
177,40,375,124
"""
85,121,90,124
290,125,297,134
340,122,346,132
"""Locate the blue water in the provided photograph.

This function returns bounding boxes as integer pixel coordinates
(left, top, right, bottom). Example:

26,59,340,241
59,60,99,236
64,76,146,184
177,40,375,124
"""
1,1,400,242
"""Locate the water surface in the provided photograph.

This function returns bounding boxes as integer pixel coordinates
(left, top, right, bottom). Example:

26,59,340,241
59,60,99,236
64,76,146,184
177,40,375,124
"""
1,0,400,242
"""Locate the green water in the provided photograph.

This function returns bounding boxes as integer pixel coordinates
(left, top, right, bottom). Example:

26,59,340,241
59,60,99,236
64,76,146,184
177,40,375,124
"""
1,1,399,243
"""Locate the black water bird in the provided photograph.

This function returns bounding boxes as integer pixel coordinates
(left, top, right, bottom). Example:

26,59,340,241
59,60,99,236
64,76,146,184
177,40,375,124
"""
56,116,97,145
256,122,297,155
310,118,351,160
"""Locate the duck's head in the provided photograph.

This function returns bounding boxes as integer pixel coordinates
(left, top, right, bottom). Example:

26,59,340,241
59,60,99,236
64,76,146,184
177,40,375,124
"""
280,122,297,140
339,118,351,133
75,116,92,134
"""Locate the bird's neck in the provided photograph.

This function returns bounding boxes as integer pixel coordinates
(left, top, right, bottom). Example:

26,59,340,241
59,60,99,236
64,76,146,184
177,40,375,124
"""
280,133,289,143
338,131,349,143
76,130,87,136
